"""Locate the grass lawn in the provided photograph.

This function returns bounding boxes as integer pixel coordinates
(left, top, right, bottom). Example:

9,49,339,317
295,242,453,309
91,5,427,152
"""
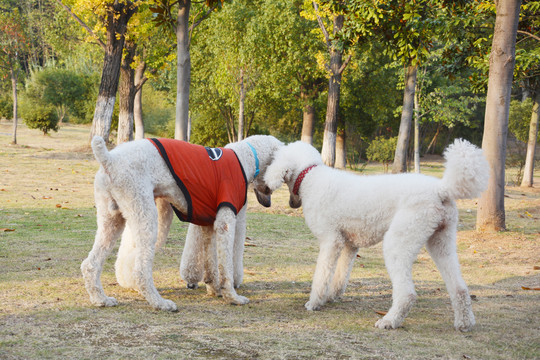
1,122,539,359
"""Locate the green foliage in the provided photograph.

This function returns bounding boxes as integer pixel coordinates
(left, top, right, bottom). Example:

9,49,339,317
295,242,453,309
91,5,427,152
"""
366,136,397,172
509,99,534,143
23,67,97,124
21,103,59,135
0,93,12,119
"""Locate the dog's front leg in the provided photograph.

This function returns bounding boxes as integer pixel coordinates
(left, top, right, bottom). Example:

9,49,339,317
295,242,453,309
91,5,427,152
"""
305,235,344,311
233,206,247,288
180,224,209,289
214,208,249,305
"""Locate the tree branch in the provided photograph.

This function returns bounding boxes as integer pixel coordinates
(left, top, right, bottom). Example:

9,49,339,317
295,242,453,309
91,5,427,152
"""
337,54,352,75
312,1,331,50
55,0,106,50
188,4,218,47
517,30,540,42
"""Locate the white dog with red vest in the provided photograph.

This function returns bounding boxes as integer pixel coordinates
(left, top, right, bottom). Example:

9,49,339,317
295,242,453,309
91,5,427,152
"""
263,139,489,331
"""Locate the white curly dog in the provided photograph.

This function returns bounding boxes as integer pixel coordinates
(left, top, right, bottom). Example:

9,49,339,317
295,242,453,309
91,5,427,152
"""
263,139,489,331
81,135,282,311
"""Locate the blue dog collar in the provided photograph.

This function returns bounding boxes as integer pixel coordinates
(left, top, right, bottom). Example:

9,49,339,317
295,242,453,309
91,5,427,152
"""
246,142,260,178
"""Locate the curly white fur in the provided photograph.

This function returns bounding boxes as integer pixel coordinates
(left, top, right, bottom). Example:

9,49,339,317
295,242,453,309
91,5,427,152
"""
81,135,282,311
264,139,489,331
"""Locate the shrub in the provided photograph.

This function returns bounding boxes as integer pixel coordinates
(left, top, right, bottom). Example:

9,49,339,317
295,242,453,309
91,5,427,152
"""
366,136,397,172
0,94,12,119
22,103,59,135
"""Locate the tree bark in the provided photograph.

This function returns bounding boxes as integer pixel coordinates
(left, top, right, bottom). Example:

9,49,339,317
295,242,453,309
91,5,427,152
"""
414,84,420,173
476,0,521,232
392,65,417,173
117,41,136,145
301,103,315,144
89,1,136,144
10,67,18,145
335,129,346,169
238,68,245,142
134,61,146,140
520,84,539,187
175,0,191,142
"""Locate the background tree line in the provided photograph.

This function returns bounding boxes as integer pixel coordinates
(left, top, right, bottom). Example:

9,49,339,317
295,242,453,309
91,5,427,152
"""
0,0,539,231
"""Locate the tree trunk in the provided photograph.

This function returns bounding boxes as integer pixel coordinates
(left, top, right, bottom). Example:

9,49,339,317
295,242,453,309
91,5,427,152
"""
321,15,345,167
10,67,18,145
89,2,136,144
521,84,539,187
476,0,521,232
134,62,146,140
117,41,136,145
335,129,346,169
175,0,191,142
301,103,315,144
238,68,245,142
392,65,417,173
414,84,420,173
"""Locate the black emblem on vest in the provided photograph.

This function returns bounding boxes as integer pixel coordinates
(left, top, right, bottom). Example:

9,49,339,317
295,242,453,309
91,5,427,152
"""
205,147,223,161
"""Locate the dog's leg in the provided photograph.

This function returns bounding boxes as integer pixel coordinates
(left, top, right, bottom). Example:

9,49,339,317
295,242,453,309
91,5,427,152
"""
375,215,427,330
305,234,344,311
427,223,475,332
180,224,209,289
81,192,125,307
156,198,174,251
203,229,220,296
233,206,247,289
120,192,177,312
328,241,358,302
115,223,137,290
214,208,249,305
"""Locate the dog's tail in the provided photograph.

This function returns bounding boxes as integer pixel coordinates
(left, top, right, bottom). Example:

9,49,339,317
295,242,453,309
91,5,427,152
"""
439,139,489,200
91,136,113,172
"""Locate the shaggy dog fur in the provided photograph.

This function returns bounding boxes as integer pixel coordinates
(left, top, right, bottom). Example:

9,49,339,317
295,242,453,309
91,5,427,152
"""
81,135,282,311
264,139,489,331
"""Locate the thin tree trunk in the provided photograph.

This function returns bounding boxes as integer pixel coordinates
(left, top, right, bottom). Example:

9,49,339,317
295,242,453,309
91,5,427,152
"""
521,84,539,187
134,62,146,140
414,84,420,173
335,129,346,169
10,67,18,145
392,64,417,173
238,68,245,142
89,2,136,144
175,0,191,141
426,122,442,154
117,41,136,145
476,0,521,232
301,103,315,144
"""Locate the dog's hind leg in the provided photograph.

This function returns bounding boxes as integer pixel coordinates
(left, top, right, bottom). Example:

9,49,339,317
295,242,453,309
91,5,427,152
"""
81,190,125,307
121,191,177,311
427,220,475,332
155,198,174,251
328,241,358,302
214,208,249,305
375,213,428,330
305,233,345,311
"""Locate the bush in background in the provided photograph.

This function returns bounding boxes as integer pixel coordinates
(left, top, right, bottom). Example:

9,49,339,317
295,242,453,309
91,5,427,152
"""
366,136,397,172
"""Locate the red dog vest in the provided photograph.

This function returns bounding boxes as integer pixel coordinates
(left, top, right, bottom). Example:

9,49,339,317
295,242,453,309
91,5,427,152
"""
148,138,247,226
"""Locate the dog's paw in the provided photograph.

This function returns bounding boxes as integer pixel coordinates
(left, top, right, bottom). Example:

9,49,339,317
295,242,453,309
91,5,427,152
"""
374,318,399,330
229,295,249,305
155,299,178,312
94,296,118,307
455,316,475,332
304,300,321,311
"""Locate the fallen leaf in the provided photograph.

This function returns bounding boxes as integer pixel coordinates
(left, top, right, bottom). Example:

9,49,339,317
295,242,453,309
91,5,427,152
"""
521,286,540,291
534,266,540,270
56,204,62,208
0,228,15,232
245,243,256,247
374,310,387,316
42,196,52,199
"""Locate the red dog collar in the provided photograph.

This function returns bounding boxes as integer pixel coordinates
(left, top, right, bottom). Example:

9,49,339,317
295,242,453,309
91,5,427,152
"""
292,165,317,196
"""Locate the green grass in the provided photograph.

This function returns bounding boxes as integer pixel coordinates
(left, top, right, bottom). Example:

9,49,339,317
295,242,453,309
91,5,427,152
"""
1,122,539,359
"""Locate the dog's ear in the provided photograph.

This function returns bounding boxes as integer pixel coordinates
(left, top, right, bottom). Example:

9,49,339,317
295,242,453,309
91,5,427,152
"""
264,161,290,191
